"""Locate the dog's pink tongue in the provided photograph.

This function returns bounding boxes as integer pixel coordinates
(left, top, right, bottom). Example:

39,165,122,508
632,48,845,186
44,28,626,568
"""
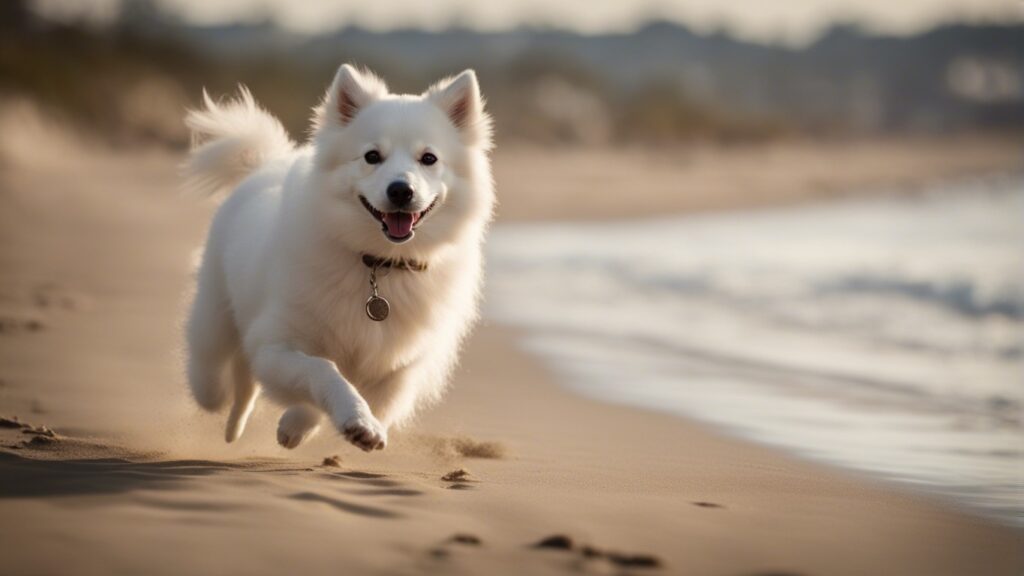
383,212,414,237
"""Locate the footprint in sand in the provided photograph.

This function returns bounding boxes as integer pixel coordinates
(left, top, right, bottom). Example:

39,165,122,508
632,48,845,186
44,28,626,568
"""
21,435,58,448
0,416,58,444
449,533,482,546
0,315,45,334
441,468,478,490
605,553,663,569
426,533,483,560
31,284,92,311
428,548,450,559
531,534,664,570
0,416,24,429
533,534,574,550
441,468,472,482
0,420,60,450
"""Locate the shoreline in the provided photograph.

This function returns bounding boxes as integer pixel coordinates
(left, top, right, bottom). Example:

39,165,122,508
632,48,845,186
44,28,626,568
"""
512,333,1023,531
484,174,1024,531
0,131,1021,574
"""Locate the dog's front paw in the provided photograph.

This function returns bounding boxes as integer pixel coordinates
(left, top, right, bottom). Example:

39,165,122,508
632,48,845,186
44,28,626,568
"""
341,413,388,452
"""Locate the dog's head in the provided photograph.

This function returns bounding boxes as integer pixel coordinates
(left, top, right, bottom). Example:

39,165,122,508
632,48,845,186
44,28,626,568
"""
311,64,494,259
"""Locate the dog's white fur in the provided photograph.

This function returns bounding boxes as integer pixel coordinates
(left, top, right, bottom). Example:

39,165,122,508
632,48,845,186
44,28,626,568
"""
183,65,494,452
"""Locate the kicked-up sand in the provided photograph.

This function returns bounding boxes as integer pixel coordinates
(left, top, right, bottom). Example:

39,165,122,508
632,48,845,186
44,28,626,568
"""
0,108,1021,575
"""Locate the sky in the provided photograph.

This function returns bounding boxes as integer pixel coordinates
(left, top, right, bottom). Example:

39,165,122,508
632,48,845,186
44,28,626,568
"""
31,0,1022,45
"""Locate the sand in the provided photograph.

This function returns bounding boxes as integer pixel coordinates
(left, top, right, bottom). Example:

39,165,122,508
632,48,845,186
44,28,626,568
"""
0,115,1021,575
492,137,1023,221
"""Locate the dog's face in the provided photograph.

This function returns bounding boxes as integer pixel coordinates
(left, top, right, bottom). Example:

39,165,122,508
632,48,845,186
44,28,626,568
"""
312,65,493,258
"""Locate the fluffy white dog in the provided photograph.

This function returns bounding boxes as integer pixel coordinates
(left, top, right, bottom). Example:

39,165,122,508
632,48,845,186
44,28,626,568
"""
183,65,494,452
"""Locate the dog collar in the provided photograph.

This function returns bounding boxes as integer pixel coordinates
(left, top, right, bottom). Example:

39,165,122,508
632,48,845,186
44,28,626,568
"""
360,254,428,272
361,254,427,322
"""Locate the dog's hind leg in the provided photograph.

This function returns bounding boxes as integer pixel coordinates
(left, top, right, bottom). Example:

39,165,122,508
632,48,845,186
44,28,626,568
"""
225,352,259,443
186,257,236,412
276,404,322,449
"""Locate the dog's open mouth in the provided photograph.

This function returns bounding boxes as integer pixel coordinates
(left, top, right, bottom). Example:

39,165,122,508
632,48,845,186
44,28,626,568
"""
359,196,438,243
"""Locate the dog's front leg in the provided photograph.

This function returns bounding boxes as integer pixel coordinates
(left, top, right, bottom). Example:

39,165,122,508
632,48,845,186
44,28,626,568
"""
362,354,440,430
249,343,386,451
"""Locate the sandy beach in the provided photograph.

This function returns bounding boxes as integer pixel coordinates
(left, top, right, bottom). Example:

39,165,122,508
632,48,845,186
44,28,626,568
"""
0,117,1021,575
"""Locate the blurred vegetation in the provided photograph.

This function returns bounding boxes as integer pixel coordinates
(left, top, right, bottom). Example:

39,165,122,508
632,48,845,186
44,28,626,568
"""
617,83,790,144
2,0,1020,148
1,1,204,144
0,0,790,147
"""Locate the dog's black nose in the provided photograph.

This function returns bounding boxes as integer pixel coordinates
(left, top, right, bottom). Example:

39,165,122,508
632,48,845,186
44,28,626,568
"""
386,181,414,207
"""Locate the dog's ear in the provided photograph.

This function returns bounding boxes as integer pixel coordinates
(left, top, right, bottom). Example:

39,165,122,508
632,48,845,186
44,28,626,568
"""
426,70,492,149
323,64,388,127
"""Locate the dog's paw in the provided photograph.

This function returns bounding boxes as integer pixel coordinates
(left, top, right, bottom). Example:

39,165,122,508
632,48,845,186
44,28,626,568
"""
341,413,388,452
277,427,308,450
276,405,322,449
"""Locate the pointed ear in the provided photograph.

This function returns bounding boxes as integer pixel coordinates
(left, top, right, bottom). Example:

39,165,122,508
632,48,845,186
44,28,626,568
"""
426,70,492,149
324,64,388,126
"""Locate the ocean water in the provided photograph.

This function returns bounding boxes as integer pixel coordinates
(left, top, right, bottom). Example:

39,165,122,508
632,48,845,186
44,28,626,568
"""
485,175,1024,526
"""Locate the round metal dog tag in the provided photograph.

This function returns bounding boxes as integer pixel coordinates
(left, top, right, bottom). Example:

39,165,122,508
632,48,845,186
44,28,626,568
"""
365,295,390,321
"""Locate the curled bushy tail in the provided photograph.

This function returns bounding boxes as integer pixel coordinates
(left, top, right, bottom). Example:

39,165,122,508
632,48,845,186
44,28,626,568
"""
183,86,294,197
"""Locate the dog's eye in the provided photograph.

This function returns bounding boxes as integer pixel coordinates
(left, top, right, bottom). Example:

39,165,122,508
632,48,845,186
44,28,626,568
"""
364,150,382,165
419,152,437,166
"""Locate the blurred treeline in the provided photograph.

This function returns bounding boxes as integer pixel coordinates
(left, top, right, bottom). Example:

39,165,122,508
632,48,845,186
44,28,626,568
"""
2,0,1022,148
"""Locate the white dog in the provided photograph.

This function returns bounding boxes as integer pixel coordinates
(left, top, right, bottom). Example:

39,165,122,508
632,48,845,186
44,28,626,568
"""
183,65,494,452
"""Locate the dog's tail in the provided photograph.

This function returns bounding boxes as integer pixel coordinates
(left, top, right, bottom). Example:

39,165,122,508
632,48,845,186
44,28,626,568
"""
183,86,294,198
